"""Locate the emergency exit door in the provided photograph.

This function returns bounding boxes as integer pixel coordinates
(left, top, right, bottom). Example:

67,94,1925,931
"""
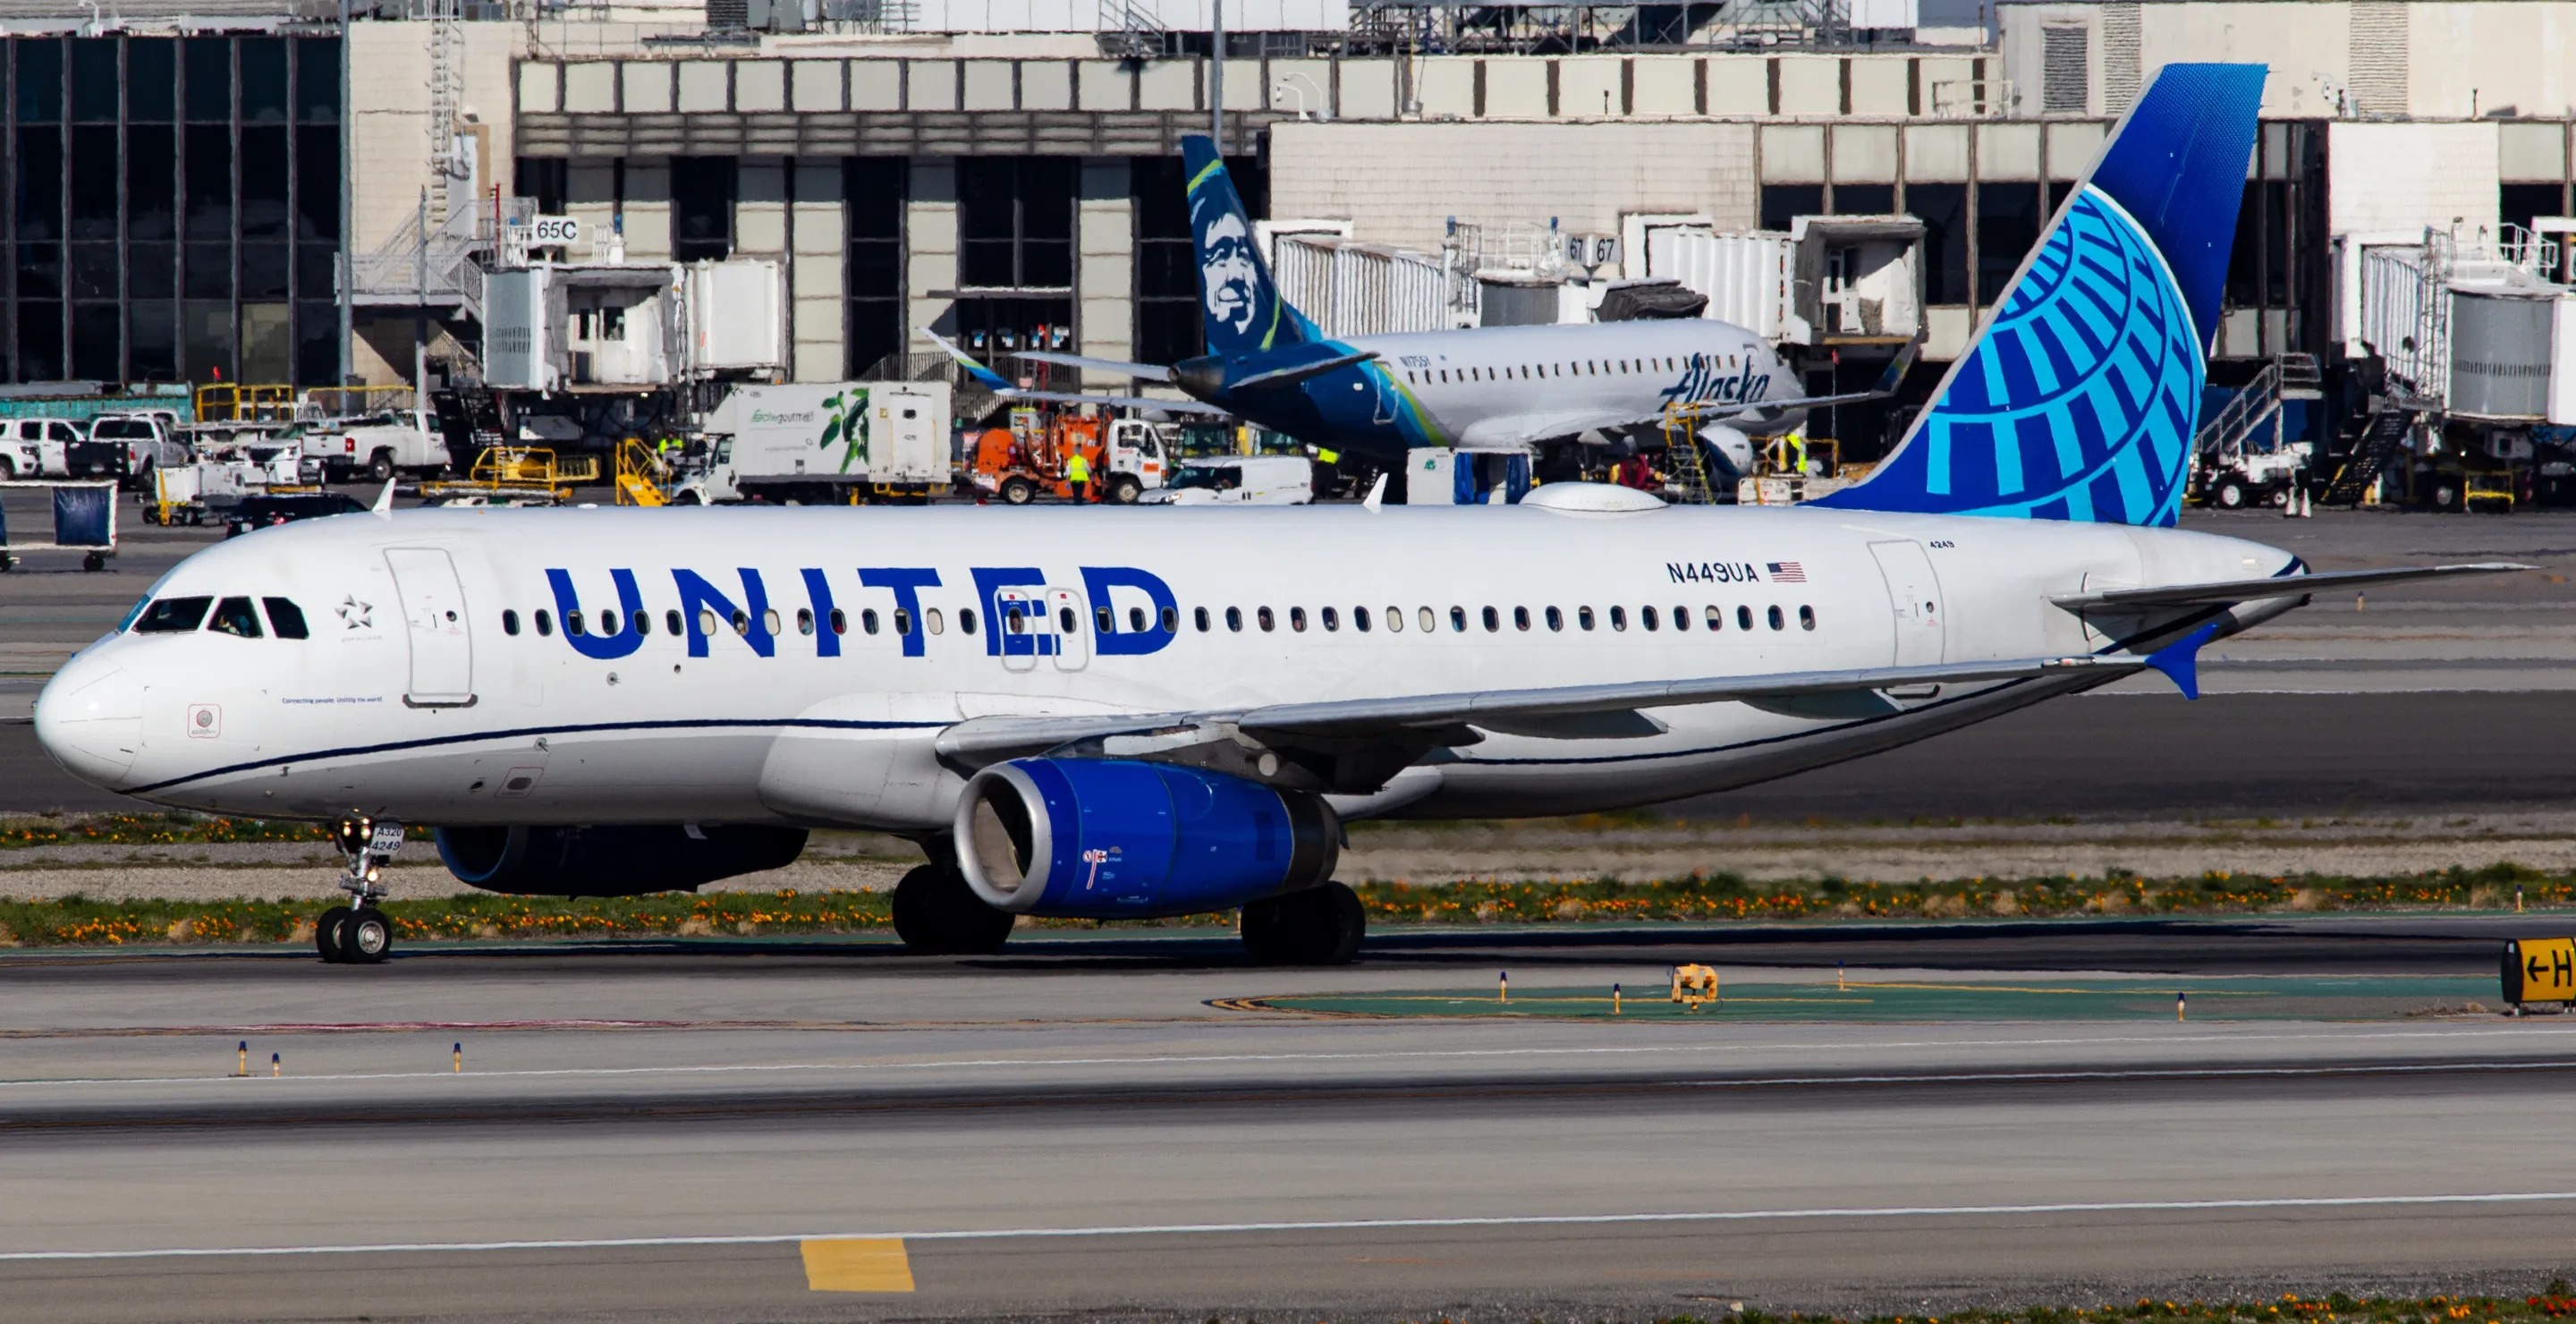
386,547,476,706
1868,540,1945,666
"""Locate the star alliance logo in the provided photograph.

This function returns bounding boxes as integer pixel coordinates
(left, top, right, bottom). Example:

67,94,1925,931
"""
337,595,374,630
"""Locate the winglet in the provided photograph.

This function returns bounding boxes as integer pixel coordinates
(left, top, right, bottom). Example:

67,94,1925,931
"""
2142,624,2222,700
918,327,1019,395
1362,471,1387,512
372,479,398,518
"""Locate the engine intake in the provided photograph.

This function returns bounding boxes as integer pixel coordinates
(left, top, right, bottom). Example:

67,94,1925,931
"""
954,759,1339,918
435,824,809,897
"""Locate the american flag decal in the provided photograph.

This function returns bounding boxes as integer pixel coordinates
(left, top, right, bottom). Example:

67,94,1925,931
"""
1767,561,1807,582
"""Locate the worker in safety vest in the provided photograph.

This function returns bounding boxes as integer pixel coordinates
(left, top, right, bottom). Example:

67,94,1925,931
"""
1065,446,1093,503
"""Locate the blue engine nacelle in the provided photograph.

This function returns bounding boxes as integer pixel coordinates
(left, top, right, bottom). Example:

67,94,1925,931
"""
953,759,1341,919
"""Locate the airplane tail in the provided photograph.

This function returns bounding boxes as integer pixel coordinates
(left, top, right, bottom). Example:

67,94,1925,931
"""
1179,135,1315,358
1811,64,2265,528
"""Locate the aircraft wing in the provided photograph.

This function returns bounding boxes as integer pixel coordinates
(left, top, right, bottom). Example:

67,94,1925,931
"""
1454,408,1661,450
933,652,2127,776
920,329,1230,417
2051,563,2531,610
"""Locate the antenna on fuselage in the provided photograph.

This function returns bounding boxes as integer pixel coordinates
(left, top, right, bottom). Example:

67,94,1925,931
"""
371,480,397,519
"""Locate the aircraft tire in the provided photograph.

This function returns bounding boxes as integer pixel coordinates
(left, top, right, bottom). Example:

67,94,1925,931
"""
315,905,353,963
340,907,395,964
1241,881,1365,966
891,865,1013,955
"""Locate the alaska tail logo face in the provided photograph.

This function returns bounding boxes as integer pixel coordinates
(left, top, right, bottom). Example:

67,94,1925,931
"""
1199,210,1260,343
1812,63,2264,529
1181,137,1310,358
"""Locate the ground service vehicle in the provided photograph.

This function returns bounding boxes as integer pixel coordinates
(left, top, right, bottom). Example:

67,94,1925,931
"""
680,382,952,505
0,418,85,478
1147,455,1314,505
223,493,370,538
970,412,1171,505
302,411,451,483
90,415,191,489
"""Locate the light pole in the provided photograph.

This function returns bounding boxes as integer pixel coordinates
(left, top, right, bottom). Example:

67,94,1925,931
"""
1208,0,1224,149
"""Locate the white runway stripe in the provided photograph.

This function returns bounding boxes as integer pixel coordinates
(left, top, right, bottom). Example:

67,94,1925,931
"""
5,1192,2575,1262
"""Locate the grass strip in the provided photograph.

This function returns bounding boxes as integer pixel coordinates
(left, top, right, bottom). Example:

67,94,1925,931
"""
4,861,2576,947
0,813,431,849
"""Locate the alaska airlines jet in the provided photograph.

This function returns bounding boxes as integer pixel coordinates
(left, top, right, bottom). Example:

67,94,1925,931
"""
32,64,2517,969
933,134,1894,466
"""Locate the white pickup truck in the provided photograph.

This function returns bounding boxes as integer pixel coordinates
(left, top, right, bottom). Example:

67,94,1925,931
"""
0,417,85,479
89,413,191,489
300,410,452,482
1144,455,1314,505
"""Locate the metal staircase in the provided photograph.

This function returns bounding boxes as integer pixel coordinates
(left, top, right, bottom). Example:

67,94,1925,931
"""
2318,405,2418,506
2193,352,2321,471
422,0,465,220
1097,0,1168,59
1658,405,1720,505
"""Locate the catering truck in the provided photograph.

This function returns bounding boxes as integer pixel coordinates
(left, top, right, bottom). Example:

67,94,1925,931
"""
674,381,951,505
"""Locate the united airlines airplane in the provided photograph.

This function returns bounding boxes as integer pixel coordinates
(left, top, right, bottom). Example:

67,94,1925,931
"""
934,133,1892,464
32,64,2515,968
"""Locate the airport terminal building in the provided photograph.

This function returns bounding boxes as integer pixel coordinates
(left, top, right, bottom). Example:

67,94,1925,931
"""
2,0,2572,461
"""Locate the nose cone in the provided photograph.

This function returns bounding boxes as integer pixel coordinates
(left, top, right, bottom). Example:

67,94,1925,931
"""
35,656,143,787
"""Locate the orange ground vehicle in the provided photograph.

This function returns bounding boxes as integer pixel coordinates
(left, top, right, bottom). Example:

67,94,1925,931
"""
967,410,1172,505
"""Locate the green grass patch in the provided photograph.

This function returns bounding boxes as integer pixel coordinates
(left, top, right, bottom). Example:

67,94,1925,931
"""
0,813,434,850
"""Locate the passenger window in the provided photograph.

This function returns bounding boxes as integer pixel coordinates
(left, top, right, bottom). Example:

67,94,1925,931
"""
1060,607,1078,633
1705,605,1724,630
830,608,848,635
1005,606,1027,635
633,609,651,636
862,608,881,634
1321,607,1339,632
1259,607,1276,632
1121,607,1139,632
1546,606,1563,631
567,610,588,637
892,607,911,635
1737,606,1755,632
1671,606,1690,632
1352,606,1370,633
1481,606,1500,632
1449,607,1467,632
798,608,816,636
1610,607,1628,632
1767,605,1785,631
961,608,978,635
596,609,619,637
208,597,264,638
725,610,748,636
1642,606,1659,632
262,598,308,639
1196,606,1212,632
763,609,782,636
1800,605,1817,631
925,608,945,635
1416,607,1434,632
1226,607,1243,632
536,609,554,637
1160,607,1178,632
1513,607,1530,631
666,609,682,636
502,609,521,637
1290,607,1308,632
1578,606,1595,631
132,597,213,632
697,608,719,637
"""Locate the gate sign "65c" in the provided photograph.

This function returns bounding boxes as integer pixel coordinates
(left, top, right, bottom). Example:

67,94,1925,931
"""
530,216,581,245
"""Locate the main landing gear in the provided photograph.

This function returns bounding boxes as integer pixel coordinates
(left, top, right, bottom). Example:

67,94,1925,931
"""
1240,881,1366,966
317,814,404,965
891,863,1015,955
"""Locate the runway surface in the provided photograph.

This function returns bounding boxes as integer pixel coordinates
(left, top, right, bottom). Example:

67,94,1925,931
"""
5,915,2575,1322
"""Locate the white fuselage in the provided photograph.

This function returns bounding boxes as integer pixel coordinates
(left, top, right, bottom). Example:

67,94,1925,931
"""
36,503,2293,831
1335,319,1799,450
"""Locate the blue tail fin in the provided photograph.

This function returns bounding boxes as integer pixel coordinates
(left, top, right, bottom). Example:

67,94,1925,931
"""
1812,64,2265,527
1180,135,1314,358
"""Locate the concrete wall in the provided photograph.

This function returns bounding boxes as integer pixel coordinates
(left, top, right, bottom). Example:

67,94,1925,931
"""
908,161,960,356
791,161,847,384
349,22,523,255
1269,122,1760,255
1078,159,1133,387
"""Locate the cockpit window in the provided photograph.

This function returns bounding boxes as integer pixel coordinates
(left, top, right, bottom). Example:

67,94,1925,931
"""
208,597,264,638
131,597,213,632
263,597,309,640
118,597,150,632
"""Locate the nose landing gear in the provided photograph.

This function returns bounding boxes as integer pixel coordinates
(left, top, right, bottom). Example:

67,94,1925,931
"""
318,815,404,965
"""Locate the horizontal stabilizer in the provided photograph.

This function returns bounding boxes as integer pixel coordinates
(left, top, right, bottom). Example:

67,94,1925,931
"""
919,328,1229,416
2052,562,2532,611
1011,351,1178,384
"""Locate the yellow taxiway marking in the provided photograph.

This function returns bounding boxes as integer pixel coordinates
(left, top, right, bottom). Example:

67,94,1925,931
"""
801,1237,914,1292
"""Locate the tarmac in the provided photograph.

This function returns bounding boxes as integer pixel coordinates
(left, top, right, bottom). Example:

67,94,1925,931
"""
7,501,2576,1320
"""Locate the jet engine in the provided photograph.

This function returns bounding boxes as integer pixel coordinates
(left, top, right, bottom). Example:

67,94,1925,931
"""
953,759,1339,918
434,824,809,897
